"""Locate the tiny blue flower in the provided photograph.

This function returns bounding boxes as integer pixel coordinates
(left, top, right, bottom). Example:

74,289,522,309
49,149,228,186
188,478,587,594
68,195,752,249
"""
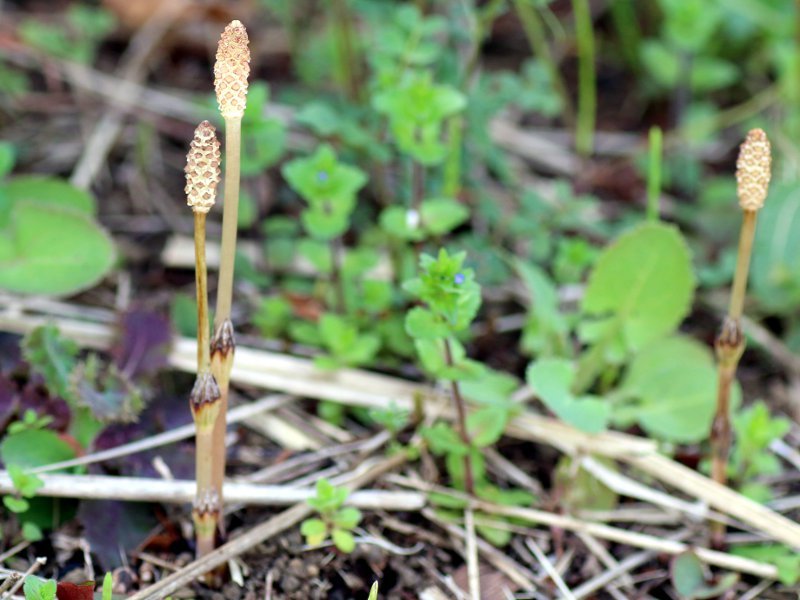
317,171,329,183
454,273,465,285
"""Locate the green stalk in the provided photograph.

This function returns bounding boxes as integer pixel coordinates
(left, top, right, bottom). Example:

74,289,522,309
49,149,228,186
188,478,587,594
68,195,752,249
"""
329,0,361,102
572,0,596,157
512,0,574,126
609,0,640,70
443,116,464,199
646,126,663,222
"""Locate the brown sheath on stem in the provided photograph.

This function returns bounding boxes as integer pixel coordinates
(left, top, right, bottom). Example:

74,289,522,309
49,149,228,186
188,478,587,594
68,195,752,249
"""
210,20,250,530
709,129,770,549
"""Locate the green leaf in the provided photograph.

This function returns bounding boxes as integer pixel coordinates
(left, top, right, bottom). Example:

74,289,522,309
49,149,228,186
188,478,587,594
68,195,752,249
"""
23,576,57,600
514,259,569,357
171,293,201,338
428,491,468,509
671,552,706,598
581,222,694,354
405,307,450,339
240,119,286,176
751,181,800,313
414,338,447,375
8,464,43,498
420,198,469,236
301,207,350,240
295,101,341,137
460,369,518,407
476,520,512,547
671,551,738,599
253,296,292,338
22,521,43,541
282,144,366,208
317,314,379,368
422,422,468,456
615,336,725,443
309,478,349,513
526,358,610,433
333,506,362,529
0,202,115,296
2,176,95,224
22,325,79,401
732,545,800,585
3,495,30,513
689,57,738,92
467,406,509,447
1,429,76,469
332,528,356,553
298,238,332,273
379,206,425,241
0,142,15,179
640,40,680,89
300,518,328,546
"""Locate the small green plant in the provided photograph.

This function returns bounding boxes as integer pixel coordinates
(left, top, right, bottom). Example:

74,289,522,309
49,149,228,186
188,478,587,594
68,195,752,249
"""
301,479,362,553
404,249,482,492
283,143,367,313
314,314,380,370
522,220,697,437
726,401,790,502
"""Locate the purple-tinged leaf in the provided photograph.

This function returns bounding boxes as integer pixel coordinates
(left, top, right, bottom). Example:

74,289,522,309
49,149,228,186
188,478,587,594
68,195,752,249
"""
111,309,172,380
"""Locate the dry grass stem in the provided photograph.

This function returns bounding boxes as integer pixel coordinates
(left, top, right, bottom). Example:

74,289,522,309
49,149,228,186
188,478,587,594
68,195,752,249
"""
0,471,424,510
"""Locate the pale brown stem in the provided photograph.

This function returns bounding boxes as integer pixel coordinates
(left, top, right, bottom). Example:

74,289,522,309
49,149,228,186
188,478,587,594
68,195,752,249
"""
215,116,242,327
709,208,758,548
210,340,233,504
729,210,757,320
208,114,243,540
710,363,735,549
192,208,221,558
193,211,210,371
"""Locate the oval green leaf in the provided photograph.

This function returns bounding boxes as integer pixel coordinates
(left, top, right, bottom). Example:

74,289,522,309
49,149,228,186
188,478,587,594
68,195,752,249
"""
0,202,115,296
